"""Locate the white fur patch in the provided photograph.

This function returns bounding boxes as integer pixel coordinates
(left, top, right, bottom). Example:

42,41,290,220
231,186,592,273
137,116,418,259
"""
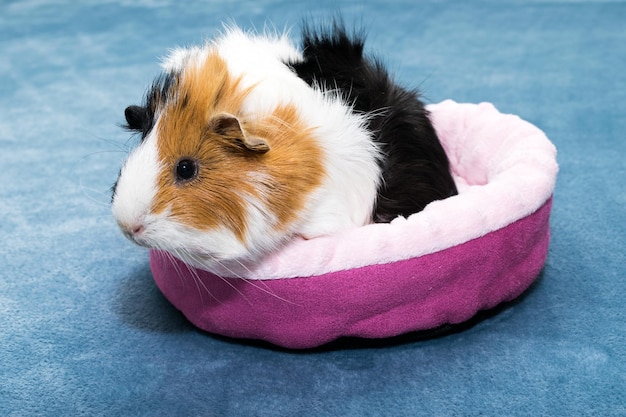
213,28,309,116
112,130,161,234
161,45,209,74
294,89,382,236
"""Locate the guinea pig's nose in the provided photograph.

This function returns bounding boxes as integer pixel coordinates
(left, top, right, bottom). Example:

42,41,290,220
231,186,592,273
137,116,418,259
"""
118,221,146,242
131,224,145,235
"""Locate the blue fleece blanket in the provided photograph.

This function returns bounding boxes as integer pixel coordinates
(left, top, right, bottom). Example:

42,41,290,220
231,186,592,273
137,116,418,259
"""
1,1,624,416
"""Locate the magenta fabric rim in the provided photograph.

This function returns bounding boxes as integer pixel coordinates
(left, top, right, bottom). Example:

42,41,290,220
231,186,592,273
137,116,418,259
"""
151,198,551,349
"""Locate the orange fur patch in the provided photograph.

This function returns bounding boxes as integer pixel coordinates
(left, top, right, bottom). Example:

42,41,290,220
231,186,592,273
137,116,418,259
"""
151,51,325,245
248,104,325,231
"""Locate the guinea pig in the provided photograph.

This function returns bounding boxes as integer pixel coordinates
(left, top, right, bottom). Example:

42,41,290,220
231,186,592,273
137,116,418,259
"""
111,22,457,273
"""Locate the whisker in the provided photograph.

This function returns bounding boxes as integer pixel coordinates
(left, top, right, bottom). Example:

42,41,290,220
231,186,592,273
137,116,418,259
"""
170,249,210,304
239,276,300,306
163,248,188,291
188,256,220,303
206,258,253,306
176,249,224,304
79,182,115,208
67,149,127,179
225,257,300,306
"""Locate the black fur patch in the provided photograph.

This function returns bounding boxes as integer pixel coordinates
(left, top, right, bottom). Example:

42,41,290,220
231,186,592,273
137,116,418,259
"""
289,22,458,222
114,72,178,198
123,72,178,141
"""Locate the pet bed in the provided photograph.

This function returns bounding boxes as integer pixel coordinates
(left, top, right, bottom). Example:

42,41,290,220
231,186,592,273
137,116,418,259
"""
150,100,558,349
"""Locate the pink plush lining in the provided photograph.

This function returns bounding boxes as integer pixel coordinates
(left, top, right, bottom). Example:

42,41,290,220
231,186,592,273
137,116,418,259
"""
150,101,558,348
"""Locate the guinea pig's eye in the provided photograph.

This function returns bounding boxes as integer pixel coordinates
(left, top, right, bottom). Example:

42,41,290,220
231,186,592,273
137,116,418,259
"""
175,159,198,182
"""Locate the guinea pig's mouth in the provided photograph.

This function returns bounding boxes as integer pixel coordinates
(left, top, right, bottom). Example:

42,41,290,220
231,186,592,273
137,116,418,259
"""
123,233,213,266
121,230,151,248
119,231,220,265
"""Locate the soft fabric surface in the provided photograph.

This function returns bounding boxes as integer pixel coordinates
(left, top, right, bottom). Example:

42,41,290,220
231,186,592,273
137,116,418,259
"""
151,100,557,348
152,200,552,349
1,1,624,416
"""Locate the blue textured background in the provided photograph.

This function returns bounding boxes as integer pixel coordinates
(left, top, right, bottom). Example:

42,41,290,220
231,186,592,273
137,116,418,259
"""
1,1,624,416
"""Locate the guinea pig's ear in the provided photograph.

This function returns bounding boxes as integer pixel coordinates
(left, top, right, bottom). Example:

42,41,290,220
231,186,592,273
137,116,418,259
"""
124,105,148,132
210,113,270,153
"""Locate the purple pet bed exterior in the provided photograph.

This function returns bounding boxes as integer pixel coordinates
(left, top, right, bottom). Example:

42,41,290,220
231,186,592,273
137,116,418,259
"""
150,100,558,349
